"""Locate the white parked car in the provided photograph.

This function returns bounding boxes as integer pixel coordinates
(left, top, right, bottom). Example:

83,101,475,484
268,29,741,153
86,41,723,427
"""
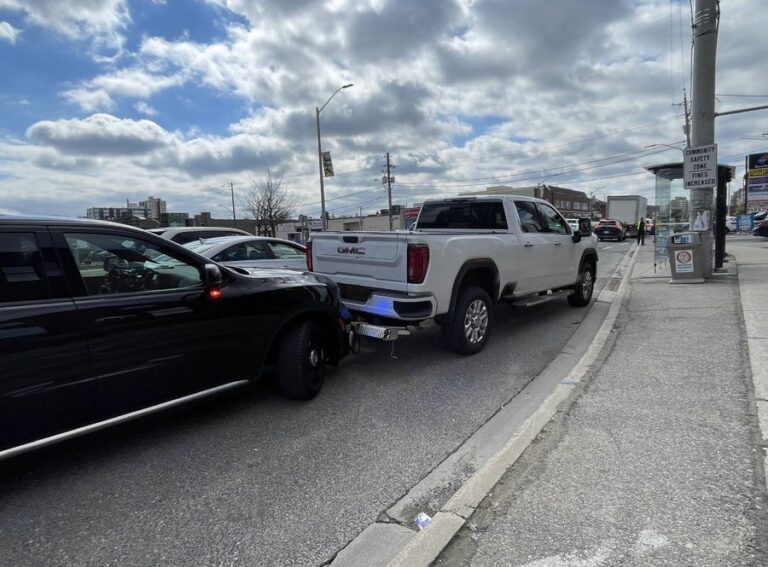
566,218,580,232
184,236,307,270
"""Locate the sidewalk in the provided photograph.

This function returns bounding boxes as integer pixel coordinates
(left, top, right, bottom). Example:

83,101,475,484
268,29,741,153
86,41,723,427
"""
437,241,768,566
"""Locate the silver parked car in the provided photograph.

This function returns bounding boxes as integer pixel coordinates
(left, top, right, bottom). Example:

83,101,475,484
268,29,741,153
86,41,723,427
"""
184,236,307,270
147,226,251,244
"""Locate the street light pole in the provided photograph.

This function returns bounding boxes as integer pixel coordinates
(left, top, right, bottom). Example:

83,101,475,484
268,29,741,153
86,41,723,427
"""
316,83,353,230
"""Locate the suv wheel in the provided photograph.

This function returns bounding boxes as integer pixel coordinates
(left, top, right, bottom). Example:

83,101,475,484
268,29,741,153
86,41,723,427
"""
568,263,595,307
277,320,325,399
442,286,494,355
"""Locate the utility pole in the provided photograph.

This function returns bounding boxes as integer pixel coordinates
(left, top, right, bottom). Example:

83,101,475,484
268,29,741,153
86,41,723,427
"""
382,153,395,231
682,88,692,147
689,0,718,278
228,180,236,220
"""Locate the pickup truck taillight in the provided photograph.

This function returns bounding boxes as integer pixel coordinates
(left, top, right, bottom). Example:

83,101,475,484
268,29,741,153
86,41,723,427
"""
306,240,313,271
407,243,429,284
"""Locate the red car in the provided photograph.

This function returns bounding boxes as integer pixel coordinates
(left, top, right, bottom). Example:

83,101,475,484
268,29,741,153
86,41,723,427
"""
595,219,626,241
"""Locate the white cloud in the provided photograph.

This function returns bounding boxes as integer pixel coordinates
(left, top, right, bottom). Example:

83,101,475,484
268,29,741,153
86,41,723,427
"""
134,101,157,116
0,21,20,44
2,0,768,219
0,0,129,50
63,68,185,111
62,88,115,112
27,114,173,156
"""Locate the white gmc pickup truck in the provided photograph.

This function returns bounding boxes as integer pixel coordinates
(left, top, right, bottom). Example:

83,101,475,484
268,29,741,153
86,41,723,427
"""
307,195,598,354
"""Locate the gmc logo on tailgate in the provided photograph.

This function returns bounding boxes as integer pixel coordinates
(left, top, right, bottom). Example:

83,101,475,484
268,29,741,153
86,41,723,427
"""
337,246,366,255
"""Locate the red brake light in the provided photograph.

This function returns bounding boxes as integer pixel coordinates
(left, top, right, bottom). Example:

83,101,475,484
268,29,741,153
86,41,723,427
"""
306,240,313,271
407,243,429,284
208,288,222,300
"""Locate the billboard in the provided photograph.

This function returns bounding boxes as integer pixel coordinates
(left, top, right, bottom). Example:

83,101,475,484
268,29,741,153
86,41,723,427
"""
748,152,768,202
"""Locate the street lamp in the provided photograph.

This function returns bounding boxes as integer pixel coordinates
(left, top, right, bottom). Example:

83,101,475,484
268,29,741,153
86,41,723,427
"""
316,83,353,230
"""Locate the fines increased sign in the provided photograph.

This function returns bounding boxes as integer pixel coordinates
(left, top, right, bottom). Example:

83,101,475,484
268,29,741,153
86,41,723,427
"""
683,144,717,189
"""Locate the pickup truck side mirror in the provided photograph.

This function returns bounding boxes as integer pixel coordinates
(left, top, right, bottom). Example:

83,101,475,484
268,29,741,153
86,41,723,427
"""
572,218,592,243
578,218,592,236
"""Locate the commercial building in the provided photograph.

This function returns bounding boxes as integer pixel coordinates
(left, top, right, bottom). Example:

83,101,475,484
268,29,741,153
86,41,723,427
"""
139,196,167,220
86,206,151,221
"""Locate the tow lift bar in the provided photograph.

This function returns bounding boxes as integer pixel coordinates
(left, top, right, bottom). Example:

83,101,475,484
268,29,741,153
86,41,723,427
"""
349,321,410,354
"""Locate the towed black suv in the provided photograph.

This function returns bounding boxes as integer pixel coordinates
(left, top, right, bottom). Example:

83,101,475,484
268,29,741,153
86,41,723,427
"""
0,216,349,459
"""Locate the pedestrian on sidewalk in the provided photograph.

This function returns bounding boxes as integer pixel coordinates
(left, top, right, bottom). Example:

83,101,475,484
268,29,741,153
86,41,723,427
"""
636,218,647,245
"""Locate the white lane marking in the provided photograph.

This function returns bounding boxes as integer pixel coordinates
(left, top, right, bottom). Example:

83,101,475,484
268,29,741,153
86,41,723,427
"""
600,242,630,250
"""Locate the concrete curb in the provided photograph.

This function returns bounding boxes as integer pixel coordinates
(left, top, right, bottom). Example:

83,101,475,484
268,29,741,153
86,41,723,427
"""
732,252,768,494
328,245,641,567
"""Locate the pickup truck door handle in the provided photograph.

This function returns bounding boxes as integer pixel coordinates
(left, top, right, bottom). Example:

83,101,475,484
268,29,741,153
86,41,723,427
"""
554,242,563,246
524,242,534,248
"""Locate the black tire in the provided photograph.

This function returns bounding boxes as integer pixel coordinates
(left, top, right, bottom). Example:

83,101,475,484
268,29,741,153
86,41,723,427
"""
277,320,325,399
441,286,494,355
568,262,595,307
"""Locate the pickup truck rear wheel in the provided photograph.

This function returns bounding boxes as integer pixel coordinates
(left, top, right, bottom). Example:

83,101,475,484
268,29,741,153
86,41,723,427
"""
568,263,595,307
442,286,494,355
277,320,325,399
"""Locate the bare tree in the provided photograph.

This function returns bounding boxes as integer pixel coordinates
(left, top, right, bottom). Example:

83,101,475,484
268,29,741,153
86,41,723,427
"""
241,170,298,236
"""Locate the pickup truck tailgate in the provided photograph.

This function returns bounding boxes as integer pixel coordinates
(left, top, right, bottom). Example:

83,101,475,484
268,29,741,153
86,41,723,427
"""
312,232,408,286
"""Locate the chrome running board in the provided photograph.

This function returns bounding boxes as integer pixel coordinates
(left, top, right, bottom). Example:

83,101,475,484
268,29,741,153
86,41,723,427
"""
0,380,250,461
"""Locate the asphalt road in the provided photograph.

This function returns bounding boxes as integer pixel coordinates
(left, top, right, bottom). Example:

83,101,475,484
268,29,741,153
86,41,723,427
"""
0,240,632,567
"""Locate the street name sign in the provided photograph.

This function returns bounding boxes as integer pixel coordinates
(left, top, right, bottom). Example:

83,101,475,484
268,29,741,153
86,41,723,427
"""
683,144,717,189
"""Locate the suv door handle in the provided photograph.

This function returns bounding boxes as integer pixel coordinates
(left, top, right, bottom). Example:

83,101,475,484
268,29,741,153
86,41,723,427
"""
524,242,534,247
554,242,563,246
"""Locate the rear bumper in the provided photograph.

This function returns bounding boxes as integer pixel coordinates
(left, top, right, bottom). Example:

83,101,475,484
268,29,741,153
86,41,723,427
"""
341,290,437,321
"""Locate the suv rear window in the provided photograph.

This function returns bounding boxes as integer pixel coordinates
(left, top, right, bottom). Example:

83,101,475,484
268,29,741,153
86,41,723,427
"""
417,201,507,230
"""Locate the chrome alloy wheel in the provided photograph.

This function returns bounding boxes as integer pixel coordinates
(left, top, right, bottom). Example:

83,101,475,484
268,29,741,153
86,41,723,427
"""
464,299,489,344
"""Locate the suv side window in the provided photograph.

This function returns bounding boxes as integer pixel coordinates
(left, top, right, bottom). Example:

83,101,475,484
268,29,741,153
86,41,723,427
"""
536,203,570,235
64,233,202,295
0,233,50,303
514,201,543,233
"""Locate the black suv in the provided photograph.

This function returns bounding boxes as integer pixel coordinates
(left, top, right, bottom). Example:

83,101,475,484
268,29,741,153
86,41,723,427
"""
0,216,349,459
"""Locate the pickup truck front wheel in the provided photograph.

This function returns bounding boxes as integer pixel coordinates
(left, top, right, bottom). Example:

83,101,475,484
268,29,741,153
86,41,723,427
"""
277,320,325,399
442,286,494,355
568,263,595,307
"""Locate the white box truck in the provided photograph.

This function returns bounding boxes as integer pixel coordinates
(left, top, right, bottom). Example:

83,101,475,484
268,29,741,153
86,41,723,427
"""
606,195,648,236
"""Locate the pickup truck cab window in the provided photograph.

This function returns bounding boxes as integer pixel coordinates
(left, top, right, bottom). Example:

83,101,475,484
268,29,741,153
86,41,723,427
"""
417,201,507,230
536,203,571,234
514,201,544,233
64,233,202,295
0,232,50,303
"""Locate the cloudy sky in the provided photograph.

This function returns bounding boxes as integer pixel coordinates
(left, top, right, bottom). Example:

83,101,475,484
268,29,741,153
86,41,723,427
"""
0,0,766,219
